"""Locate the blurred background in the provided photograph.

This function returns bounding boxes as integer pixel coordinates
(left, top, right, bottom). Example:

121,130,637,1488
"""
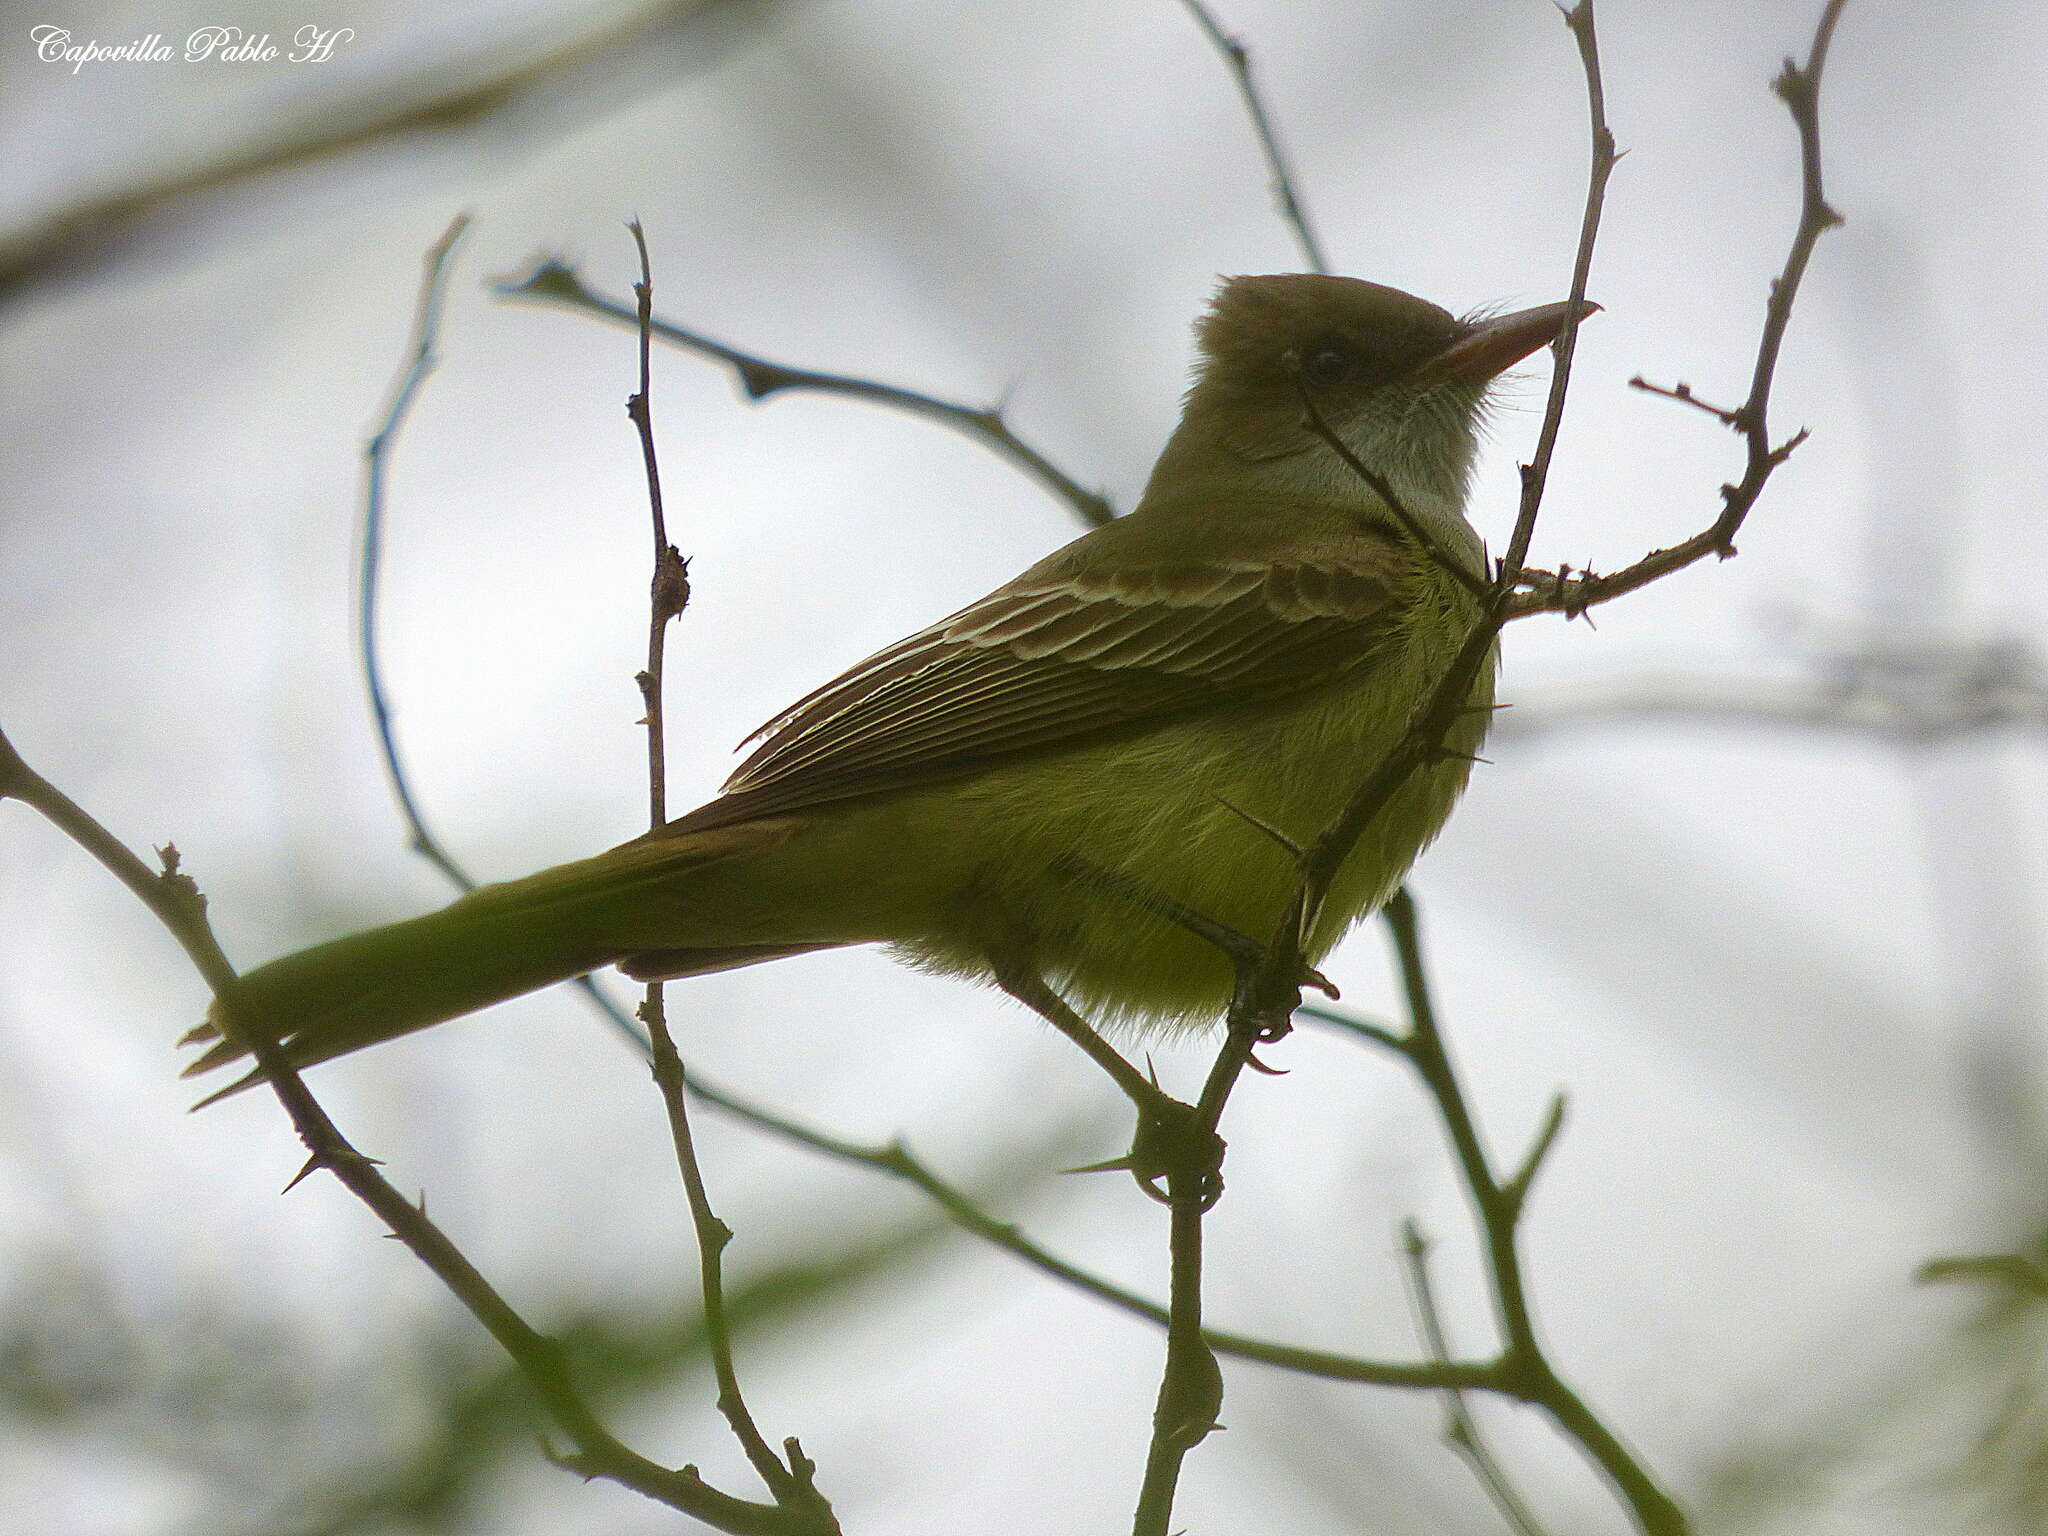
4,1,2047,1531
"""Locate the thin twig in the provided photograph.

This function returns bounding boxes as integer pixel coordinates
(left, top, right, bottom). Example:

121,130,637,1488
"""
621,224,828,1520
1130,1016,1252,1536
1500,0,1619,580
1625,376,1742,425
625,222,690,831
1177,0,1330,273
1400,1220,1553,1536
1509,0,1848,620
498,259,1116,527
1501,1092,1570,1223
0,726,818,1535
361,213,475,894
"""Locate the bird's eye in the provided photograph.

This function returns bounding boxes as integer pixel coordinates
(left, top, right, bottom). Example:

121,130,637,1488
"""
1304,345,1350,384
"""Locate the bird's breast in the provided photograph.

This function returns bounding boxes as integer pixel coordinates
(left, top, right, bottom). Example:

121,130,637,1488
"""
893,620,1497,1031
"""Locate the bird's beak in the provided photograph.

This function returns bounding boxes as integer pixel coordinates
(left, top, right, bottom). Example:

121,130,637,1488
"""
1409,298,1601,386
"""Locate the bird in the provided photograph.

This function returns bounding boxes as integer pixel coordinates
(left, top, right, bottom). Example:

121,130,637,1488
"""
183,274,1587,1100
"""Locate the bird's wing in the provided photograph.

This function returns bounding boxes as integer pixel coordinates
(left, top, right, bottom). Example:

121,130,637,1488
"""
666,540,1407,833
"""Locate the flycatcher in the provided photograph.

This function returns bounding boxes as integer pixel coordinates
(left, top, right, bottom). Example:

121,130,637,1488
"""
185,274,1585,1094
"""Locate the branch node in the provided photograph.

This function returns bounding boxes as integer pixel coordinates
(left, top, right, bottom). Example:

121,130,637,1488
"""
652,545,691,626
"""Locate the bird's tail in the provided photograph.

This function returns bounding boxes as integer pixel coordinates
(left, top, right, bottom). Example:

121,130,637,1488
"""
180,829,763,1105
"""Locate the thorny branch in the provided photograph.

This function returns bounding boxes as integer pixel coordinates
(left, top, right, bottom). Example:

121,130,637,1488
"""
622,223,834,1523
1510,0,1849,620
0,728,825,1536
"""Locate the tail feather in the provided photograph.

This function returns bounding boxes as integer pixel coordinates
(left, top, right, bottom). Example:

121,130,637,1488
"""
184,896,624,1099
183,816,816,1103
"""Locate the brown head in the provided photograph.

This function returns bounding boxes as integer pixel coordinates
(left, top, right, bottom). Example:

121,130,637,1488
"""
1163,273,1593,507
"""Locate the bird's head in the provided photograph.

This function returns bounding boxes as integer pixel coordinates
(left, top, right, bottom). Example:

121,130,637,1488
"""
1170,273,1593,511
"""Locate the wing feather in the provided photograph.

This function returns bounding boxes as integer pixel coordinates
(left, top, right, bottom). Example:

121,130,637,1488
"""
668,540,1407,833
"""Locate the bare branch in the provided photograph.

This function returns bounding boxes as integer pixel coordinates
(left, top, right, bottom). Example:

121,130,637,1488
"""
1511,0,1848,622
622,225,827,1518
498,259,1116,527
1500,0,1620,579
361,214,474,893
0,725,823,1534
1627,375,1743,425
1401,1220,1554,1536
1178,0,1331,273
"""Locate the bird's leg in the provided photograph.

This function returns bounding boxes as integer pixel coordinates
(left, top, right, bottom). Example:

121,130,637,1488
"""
1051,853,1332,1045
989,957,1221,1206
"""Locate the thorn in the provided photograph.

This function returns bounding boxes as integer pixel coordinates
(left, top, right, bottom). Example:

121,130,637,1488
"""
1063,1153,1139,1177
281,1154,326,1195
1210,793,1304,857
